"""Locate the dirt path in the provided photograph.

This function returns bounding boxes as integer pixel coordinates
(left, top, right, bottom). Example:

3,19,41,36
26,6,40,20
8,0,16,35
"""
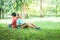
0,17,60,24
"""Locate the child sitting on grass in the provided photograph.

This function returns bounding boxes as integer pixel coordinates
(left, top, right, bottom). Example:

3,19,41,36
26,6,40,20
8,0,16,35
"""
9,12,17,28
16,14,40,30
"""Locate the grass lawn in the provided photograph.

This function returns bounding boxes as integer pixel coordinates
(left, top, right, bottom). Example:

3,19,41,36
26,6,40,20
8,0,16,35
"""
0,21,60,40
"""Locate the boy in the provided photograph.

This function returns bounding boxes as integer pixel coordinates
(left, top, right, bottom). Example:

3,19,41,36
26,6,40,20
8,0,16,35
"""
9,12,17,28
16,14,40,29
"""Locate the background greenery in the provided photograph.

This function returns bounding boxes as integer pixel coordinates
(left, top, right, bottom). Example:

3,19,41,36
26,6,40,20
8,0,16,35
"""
0,0,60,19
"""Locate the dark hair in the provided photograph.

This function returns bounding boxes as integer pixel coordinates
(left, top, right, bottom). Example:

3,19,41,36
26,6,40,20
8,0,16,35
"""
11,12,16,16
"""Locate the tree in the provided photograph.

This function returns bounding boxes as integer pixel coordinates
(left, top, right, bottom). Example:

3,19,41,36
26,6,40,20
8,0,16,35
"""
0,8,2,19
40,0,43,17
15,0,33,18
0,0,4,19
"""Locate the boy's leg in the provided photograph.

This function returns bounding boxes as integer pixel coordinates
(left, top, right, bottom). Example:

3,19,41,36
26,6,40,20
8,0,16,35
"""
30,22,37,27
21,23,28,28
26,22,40,29
25,23,35,28
21,23,34,28
20,23,40,29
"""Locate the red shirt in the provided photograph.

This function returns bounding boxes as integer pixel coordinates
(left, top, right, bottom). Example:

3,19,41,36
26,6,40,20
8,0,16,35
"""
11,17,17,28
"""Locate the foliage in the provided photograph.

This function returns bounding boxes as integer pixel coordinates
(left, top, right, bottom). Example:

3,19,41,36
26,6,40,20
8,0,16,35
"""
0,0,33,13
43,0,60,16
0,0,60,19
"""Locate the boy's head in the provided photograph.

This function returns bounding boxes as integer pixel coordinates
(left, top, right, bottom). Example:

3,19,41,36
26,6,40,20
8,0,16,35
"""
17,14,22,18
11,12,16,17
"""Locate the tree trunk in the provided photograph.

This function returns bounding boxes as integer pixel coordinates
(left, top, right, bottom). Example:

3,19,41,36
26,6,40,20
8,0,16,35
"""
40,0,43,17
2,9,4,19
0,13,1,19
0,8,2,19
2,13,4,19
56,0,57,17
22,4,28,19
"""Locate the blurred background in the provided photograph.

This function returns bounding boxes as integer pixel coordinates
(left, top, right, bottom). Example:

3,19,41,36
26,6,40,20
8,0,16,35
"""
0,0,60,19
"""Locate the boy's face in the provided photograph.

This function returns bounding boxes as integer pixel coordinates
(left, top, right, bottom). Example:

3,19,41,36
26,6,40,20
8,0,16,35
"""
17,15,21,18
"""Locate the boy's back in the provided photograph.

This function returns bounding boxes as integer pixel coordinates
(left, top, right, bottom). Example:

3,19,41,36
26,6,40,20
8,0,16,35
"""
11,17,17,28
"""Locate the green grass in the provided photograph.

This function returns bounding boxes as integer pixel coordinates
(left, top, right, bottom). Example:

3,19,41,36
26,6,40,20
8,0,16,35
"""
0,21,60,40
34,21,60,29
